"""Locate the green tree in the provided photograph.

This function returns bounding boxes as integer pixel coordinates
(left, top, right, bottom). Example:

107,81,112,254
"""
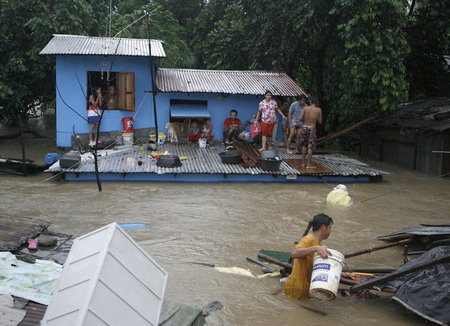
111,2,194,68
188,0,231,68
201,0,416,130
405,0,450,97
0,0,95,123
0,0,95,173
332,0,410,114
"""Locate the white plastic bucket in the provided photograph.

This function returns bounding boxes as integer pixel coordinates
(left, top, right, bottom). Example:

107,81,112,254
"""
122,133,134,145
199,138,207,148
309,249,345,301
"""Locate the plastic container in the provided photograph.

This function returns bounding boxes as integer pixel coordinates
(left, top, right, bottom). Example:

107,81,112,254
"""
122,132,133,145
260,157,282,171
199,138,207,148
40,223,168,326
156,155,182,168
44,153,61,165
309,249,345,301
219,151,242,164
59,155,81,169
157,132,166,145
260,150,278,160
121,117,134,133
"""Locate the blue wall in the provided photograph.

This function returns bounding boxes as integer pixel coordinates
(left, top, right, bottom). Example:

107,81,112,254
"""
55,55,284,147
55,55,155,147
155,93,285,140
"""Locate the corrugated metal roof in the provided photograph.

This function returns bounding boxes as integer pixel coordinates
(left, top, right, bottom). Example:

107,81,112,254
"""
46,144,386,178
40,34,166,58
373,98,450,132
18,301,47,326
156,68,306,96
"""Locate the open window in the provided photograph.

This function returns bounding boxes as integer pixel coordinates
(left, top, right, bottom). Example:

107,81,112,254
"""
87,72,135,111
169,99,210,141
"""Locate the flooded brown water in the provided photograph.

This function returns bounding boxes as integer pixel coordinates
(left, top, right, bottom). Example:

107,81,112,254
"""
1,114,449,325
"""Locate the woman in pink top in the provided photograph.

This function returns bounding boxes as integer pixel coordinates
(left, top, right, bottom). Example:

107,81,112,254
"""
256,90,287,151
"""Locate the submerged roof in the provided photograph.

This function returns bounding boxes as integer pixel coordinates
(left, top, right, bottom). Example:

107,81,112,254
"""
156,68,306,96
40,34,166,58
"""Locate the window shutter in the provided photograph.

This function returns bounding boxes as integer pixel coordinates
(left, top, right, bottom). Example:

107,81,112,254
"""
117,72,135,111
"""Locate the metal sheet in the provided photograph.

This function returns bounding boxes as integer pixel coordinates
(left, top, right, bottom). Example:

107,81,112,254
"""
46,144,386,178
40,34,166,58
156,69,306,97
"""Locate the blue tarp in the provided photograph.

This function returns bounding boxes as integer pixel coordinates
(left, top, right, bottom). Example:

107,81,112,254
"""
170,105,210,118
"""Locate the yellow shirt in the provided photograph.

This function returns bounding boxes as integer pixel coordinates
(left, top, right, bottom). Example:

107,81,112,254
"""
284,234,320,299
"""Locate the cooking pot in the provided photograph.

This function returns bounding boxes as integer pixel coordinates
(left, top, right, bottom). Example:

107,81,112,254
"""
260,157,282,171
219,151,242,164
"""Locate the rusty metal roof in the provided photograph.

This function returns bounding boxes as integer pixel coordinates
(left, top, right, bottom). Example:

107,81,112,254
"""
156,68,306,96
375,98,450,132
40,34,166,58
45,144,386,178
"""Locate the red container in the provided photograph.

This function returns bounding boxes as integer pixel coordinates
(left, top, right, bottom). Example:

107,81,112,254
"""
121,117,134,133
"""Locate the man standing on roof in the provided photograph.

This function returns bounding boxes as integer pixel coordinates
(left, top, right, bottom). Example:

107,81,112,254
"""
223,109,243,144
284,213,333,300
286,94,308,154
299,96,322,168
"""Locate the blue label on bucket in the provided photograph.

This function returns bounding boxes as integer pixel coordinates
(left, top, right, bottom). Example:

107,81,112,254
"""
312,273,328,282
313,263,330,271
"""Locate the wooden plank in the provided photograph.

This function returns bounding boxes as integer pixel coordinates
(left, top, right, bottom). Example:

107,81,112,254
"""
0,295,26,326
284,158,332,174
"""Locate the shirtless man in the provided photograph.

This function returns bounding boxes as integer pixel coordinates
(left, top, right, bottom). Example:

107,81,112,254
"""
299,97,322,168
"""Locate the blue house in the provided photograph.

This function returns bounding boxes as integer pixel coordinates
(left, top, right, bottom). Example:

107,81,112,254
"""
40,35,306,147
41,35,386,182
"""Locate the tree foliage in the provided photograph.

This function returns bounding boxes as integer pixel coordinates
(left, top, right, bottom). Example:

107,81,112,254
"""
0,0,95,123
0,0,448,132
111,2,194,68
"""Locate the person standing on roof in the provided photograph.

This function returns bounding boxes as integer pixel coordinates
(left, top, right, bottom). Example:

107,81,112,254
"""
256,90,287,151
299,96,322,168
286,94,308,154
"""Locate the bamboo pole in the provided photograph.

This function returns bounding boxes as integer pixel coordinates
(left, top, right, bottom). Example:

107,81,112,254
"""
257,253,293,270
316,116,376,146
343,238,413,259
246,257,278,272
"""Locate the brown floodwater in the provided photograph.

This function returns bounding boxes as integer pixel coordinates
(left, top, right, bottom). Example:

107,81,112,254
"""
1,114,449,325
